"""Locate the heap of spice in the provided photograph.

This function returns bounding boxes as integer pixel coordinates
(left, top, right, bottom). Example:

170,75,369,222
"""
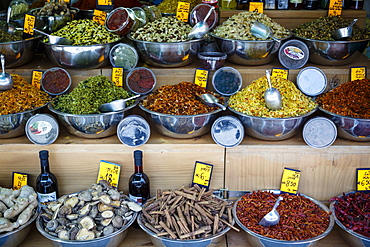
316,78,370,119
72,0,142,10
158,0,201,14
41,68,71,95
141,81,223,115
236,191,331,241
0,74,50,115
330,192,370,238
51,75,134,114
0,29,23,43
140,184,238,240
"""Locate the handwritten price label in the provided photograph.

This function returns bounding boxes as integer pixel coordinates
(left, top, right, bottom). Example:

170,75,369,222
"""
176,2,190,22
12,172,29,190
272,68,289,80
112,67,123,87
97,160,121,187
328,0,342,16
249,2,263,13
93,9,107,26
23,14,35,35
357,168,370,191
350,67,366,81
96,0,113,10
97,0,112,6
194,68,209,88
192,161,213,189
280,168,300,194
31,70,43,89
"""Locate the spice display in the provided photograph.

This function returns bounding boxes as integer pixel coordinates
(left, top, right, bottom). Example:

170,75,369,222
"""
110,43,138,71
190,4,217,30
32,1,78,16
9,0,29,18
130,16,192,42
127,67,155,94
29,0,47,9
41,68,71,95
0,29,22,43
236,191,331,241
106,8,134,36
330,192,370,238
72,0,142,10
0,74,50,116
212,67,241,95
198,52,227,71
142,81,224,115
212,11,290,40
0,185,38,233
39,180,141,241
140,184,238,240
292,16,370,41
228,76,317,118
316,78,370,119
142,5,161,22
45,19,120,46
158,0,202,14
51,75,134,114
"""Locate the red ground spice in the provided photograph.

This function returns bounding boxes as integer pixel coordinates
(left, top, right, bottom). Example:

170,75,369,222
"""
42,69,70,95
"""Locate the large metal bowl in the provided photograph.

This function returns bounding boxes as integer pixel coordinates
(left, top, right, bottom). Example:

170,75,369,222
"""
127,34,204,68
229,107,317,141
139,104,222,139
42,39,121,69
319,107,370,142
48,102,136,138
295,35,370,66
329,191,370,247
0,36,41,68
210,33,291,66
233,190,334,247
0,104,46,139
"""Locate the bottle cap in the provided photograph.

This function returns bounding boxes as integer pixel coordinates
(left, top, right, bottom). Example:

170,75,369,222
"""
39,150,49,159
26,114,59,145
296,66,327,96
278,39,309,70
211,115,244,147
117,115,150,147
303,116,337,149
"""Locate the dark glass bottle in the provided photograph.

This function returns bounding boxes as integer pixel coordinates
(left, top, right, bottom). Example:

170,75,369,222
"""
236,0,249,9
289,0,303,9
303,0,319,9
342,0,349,9
318,0,329,8
276,0,289,9
349,0,363,9
36,150,59,210
265,0,276,9
128,150,150,206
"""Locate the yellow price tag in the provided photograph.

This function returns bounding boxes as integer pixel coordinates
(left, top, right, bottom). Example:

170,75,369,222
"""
272,68,288,80
192,161,213,188
249,2,264,13
280,168,300,194
64,0,70,3
112,67,123,87
12,172,28,190
31,70,43,89
23,14,35,35
176,2,190,22
98,0,113,5
350,67,366,81
93,9,107,26
357,168,370,191
194,69,209,88
97,160,121,187
328,0,342,17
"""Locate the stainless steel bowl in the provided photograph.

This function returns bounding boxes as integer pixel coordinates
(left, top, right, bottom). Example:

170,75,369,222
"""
127,34,204,68
0,104,46,139
42,39,121,69
0,36,41,68
319,107,370,141
139,104,222,138
30,7,79,33
210,33,291,66
0,213,37,247
329,191,370,247
233,190,334,247
48,102,136,138
229,107,317,141
295,35,370,66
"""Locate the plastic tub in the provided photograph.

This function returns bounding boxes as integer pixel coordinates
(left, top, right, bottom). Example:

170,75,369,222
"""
198,52,227,70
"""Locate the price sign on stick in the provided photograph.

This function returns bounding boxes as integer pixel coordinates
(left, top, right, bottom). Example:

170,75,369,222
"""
112,67,123,87
96,0,113,10
192,161,213,190
97,160,121,187
194,68,209,88
249,2,263,13
12,172,29,190
23,14,35,36
328,0,342,17
93,9,107,26
350,66,366,81
280,168,301,194
272,68,289,80
176,2,190,22
31,70,43,89
357,168,370,191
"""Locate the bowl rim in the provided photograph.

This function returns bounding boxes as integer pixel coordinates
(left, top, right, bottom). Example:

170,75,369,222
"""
0,211,38,238
209,31,293,42
233,189,335,244
228,106,318,120
127,33,204,44
0,103,48,118
0,35,42,44
293,34,370,43
41,36,123,47
319,106,370,121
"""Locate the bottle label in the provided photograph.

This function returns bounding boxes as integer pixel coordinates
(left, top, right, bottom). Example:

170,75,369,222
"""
37,191,57,209
129,194,143,206
290,0,303,3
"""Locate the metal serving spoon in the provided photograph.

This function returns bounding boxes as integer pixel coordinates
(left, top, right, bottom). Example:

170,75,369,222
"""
332,19,358,40
198,93,226,111
259,196,283,227
99,94,141,112
33,28,73,45
0,55,13,91
264,69,282,111
187,6,215,40
251,21,280,42
5,7,16,34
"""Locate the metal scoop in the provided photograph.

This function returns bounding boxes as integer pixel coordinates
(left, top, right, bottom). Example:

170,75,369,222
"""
259,196,283,227
5,7,16,34
251,21,280,42
0,55,13,91
187,6,215,40
264,69,282,111
198,93,226,111
332,19,358,40
33,28,73,45
99,94,141,112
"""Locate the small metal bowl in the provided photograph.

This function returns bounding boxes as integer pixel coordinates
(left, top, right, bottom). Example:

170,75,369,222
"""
41,67,72,96
319,107,370,141
229,107,317,141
